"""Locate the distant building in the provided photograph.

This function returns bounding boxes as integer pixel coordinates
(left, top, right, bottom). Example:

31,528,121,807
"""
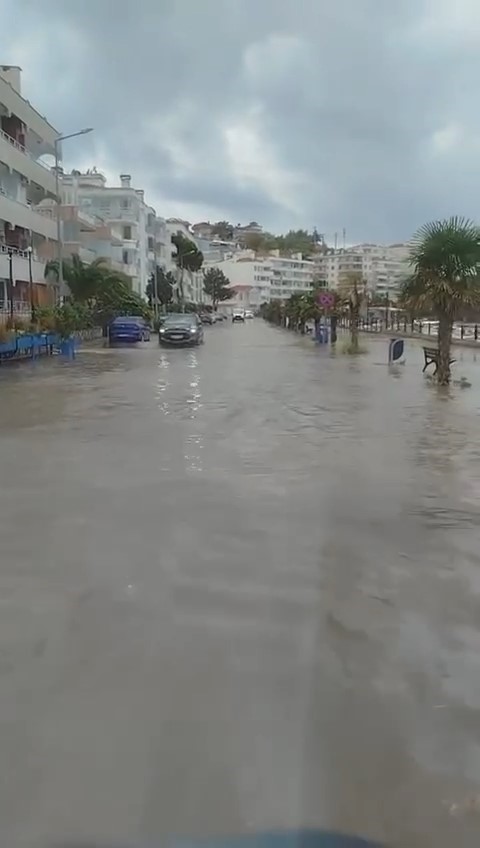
233,221,263,242
206,251,316,309
191,221,216,240
313,243,410,299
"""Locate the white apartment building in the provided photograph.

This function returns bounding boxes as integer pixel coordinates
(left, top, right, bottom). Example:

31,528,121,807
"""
314,243,410,299
154,215,175,274
60,170,153,297
0,64,59,310
208,251,316,308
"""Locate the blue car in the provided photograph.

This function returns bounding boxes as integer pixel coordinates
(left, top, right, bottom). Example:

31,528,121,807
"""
109,316,151,344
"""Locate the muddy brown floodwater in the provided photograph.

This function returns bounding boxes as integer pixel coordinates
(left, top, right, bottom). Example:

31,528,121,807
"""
1,322,480,847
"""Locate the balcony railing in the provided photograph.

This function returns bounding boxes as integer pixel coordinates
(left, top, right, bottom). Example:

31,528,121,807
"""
0,127,52,174
0,243,41,262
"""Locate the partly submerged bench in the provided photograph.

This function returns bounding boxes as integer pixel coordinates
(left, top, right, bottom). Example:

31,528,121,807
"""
422,346,456,375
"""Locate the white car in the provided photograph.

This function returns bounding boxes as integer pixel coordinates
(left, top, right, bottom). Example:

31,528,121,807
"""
244,310,254,319
232,311,245,323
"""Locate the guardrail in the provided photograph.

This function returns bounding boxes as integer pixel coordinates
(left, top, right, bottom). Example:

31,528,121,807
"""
0,243,42,261
339,316,480,343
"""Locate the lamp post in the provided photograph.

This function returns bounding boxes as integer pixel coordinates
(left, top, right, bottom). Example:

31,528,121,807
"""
54,127,93,303
153,268,159,323
7,249,14,322
176,247,197,312
26,245,35,323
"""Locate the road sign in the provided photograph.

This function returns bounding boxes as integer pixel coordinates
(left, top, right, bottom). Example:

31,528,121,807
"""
388,338,405,364
316,291,335,309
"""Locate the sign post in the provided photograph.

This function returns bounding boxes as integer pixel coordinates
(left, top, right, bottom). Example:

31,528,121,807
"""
315,291,336,344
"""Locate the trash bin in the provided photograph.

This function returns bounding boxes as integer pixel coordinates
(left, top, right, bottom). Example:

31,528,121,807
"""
316,325,329,344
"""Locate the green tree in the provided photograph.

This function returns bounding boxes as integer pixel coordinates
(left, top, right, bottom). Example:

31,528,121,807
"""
211,221,234,240
243,231,277,252
203,267,232,310
276,229,316,257
44,255,111,303
171,234,204,305
94,282,151,328
146,267,175,308
400,216,480,384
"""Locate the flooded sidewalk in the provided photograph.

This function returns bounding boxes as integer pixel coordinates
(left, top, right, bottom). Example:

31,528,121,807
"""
0,324,479,847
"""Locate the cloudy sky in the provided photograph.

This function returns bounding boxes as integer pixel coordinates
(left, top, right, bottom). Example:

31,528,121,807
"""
2,0,479,242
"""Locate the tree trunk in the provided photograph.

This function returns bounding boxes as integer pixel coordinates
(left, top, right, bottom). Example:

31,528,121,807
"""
177,267,184,307
350,303,359,351
437,314,453,385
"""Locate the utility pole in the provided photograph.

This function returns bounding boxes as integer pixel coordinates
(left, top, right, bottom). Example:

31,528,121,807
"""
54,127,94,304
27,243,36,323
153,269,159,322
7,249,14,322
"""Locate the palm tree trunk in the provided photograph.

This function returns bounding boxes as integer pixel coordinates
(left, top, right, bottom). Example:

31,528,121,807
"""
350,303,359,351
437,314,453,385
177,267,184,308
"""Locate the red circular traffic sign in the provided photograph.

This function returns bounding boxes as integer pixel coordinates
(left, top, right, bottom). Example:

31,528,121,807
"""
316,291,335,308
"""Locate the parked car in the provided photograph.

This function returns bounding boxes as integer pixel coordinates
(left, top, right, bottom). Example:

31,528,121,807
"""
109,316,151,343
159,313,204,346
244,310,254,319
200,312,214,325
232,311,245,323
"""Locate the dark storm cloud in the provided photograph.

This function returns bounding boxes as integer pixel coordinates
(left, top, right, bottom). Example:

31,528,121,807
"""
2,0,479,240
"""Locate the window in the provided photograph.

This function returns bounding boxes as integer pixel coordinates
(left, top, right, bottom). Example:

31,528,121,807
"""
123,225,132,239
120,198,130,209
122,250,129,264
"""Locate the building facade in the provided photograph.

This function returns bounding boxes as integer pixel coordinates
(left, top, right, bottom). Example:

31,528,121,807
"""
0,64,59,313
207,251,316,309
314,243,410,299
60,170,153,297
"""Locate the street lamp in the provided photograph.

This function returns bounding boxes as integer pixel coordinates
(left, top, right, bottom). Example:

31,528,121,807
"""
7,249,14,322
177,247,198,312
54,127,93,302
26,245,35,323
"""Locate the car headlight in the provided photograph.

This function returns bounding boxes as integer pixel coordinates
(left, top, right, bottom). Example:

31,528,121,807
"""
159,327,165,334
189,326,197,333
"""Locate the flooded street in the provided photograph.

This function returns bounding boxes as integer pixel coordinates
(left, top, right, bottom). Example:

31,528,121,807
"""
1,321,480,847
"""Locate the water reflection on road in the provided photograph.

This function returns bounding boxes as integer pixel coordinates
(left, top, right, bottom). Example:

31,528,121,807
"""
1,324,480,847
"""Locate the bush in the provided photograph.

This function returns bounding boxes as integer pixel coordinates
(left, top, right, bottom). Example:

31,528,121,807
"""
340,338,368,355
0,324,12,344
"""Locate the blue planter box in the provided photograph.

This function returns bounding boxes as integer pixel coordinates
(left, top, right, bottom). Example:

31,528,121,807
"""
0,332,63,361
0,338,16,354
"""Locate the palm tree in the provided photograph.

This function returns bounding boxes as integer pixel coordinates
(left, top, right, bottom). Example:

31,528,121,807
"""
401,217,480,384
171,234,203,307
338,272,366,352
45,255,112,304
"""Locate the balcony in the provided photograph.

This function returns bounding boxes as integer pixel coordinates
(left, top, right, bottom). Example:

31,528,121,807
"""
0,73,58,149
0,191,57,240
0,244,46,284
0,128,56,194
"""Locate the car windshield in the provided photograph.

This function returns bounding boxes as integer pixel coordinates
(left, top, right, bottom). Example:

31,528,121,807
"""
112,316,143,324
164,315,196,325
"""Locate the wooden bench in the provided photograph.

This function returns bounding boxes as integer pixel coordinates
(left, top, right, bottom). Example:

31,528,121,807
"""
422,346,456,375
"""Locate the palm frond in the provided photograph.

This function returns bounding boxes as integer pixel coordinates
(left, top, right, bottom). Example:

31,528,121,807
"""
405,217,480,317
